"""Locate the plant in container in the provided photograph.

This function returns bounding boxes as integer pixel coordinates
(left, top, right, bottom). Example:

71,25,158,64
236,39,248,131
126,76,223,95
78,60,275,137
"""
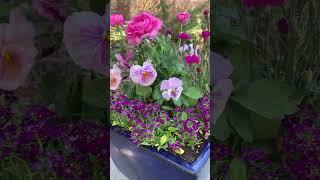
110,8,210,180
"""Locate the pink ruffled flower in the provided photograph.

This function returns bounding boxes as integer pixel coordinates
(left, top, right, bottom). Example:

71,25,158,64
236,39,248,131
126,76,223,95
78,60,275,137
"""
0,8,37,90
31,0,66,22
125,12,163,46
176,12,190,25
178,32,191,40
200,30,210,40
110,64,121,90
185,44,200,64
63,11,107,75
110,14,124,27
160,77,183,101
130,59,157,86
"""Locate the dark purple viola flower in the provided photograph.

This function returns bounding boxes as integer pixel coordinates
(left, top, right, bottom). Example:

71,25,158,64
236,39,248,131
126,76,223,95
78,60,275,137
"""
182,118,199,134
178,32,191,40
169,141,181,151
211,143,232,161
25,105,56,121
277,17,288,34
0,107,13,122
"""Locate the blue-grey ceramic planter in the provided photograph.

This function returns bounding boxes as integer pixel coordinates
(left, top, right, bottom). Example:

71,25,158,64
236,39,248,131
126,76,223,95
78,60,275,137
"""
110,127,210,180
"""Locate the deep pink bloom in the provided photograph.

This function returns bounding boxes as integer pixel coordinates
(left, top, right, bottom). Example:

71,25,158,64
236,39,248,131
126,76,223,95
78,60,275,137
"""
185,44,200,64
200,30,210,40
178,32,190,40
0,8,37,90
110,14,124,27
203,9,209,16
130,59,157,86
185,55,200,64
63,11,107,75
31,0,66,22
125,12,163,46
176,12,190,25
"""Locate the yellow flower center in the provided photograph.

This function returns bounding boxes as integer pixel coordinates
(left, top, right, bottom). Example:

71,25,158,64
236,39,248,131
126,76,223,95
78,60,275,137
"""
3,52,12,65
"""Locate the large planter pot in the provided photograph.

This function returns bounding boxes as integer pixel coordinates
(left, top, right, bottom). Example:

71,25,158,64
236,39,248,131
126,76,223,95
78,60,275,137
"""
110,127,210,180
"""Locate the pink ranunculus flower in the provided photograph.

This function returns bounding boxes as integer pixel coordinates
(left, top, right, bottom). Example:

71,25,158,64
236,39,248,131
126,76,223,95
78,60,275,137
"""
185,44,200,64
160,77,183,101
125,12,163,46
176,12,190,25
110,14,124,27
0,8,37,90
130,59,157,86
63,11,107,75
110,64,121,90
31,0,66,22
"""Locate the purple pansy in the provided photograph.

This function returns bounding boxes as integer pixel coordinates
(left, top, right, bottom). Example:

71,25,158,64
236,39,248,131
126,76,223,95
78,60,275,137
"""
160,77,183,101
130,59,157,86
63,11,107,75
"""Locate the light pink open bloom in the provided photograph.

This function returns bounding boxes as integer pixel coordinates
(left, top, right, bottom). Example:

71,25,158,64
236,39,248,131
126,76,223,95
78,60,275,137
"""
110,64,121,90
125,12,163,46
130,59,157,86
0,8,37,90
160,77,183,101
63,11,107,75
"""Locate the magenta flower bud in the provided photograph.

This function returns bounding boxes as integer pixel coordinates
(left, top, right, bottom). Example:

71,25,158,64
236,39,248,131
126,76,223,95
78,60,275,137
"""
178,32,191,40
110,14,124,27
200,30,210,40
203,9,209,16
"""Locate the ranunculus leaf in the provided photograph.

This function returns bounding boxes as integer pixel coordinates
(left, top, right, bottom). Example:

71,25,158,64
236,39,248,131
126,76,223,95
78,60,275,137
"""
228,158,247,180
183,86,203,100
232,79,297,119
136,86,152,98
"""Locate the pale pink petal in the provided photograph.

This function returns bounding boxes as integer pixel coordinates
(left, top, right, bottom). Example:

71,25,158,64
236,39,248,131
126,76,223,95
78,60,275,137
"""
162,91,171,100
63,11,107,75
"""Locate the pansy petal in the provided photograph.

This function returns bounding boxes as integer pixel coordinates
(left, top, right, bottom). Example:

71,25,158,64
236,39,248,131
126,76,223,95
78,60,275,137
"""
64,11,107,75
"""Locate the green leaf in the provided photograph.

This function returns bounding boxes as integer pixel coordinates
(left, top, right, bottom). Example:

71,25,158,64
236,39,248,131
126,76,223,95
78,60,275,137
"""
183,86,203,100
213,110,232,141
162,105,173,110
82,78,107,108
160,135,168,145
136,86,152,98
232,80,297,119
251,113,281,139
141,142,151,146
168,127,176,132
229,102,253,142
173,98,182,106
181,112,188,121
152,85,162,100
228,158,247,180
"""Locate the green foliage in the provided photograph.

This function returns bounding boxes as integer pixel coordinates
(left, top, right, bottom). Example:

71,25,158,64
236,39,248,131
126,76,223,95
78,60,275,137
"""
227,158,247,180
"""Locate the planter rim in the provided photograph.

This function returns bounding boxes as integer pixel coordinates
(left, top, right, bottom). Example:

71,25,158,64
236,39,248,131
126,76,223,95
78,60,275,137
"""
111,126,210,174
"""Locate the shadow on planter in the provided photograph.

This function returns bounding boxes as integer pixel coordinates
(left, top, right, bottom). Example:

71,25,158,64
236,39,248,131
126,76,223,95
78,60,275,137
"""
110,127,210,180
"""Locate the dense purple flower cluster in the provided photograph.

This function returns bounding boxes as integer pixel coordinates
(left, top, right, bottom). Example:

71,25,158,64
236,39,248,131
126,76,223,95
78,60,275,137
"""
210,143,232,178
280,104,320,179
111,94,210,152
0,102,108,179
